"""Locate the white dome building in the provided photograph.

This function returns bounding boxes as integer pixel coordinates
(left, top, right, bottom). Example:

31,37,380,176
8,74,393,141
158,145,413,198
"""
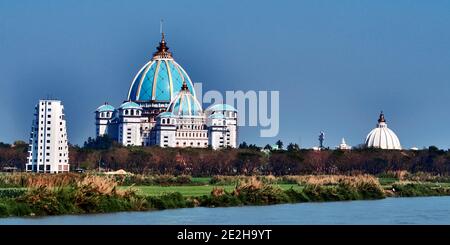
365,112,401,150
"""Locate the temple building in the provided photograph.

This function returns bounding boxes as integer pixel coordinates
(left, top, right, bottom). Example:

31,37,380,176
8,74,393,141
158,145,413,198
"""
95,33,238,149
338,138,352,150
365,112,401,150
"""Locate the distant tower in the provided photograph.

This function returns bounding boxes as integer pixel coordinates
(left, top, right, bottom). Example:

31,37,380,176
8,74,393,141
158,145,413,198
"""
318,131,325,149
95,103,115,137
26,100,69,173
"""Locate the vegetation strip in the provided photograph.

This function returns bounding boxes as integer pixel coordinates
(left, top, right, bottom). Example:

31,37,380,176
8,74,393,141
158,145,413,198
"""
1,173,450,217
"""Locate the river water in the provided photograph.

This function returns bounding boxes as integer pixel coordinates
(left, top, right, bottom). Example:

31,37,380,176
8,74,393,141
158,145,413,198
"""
1,196,450,225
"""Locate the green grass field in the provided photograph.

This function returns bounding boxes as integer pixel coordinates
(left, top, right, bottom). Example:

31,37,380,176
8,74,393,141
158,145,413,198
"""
191,177,211,185
122,184,303,197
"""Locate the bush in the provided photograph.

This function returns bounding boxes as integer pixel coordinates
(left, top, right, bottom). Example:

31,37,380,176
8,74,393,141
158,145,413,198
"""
392,183,450,197
197,192,242,207
0,189,26,198
284,188,310,202
0,202,9,216
175,175,192,185
147,192,193,209
17,187,66,215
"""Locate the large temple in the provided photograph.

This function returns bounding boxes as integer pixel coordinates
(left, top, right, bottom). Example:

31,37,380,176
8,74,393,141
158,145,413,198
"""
95,33,237,149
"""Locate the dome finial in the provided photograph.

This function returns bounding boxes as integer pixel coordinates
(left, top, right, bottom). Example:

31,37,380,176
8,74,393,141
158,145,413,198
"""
153,19,172,59
378,111,386,123
181,80,189,91
160,19,165,43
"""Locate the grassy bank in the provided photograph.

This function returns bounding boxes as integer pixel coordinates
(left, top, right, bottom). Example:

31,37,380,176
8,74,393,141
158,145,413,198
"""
1,173,450,217
0,174,385,217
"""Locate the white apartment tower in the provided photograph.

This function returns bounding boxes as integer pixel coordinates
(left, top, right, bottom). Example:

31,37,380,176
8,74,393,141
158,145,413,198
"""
26,100,69,173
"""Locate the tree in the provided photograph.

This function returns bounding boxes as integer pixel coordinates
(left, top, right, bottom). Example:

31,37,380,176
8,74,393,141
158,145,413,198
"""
12,140,27,147
83,135,115,150
287,143,300,152
239,142,248,149
264,144,272,150
275,140,283,150
248,144,261,151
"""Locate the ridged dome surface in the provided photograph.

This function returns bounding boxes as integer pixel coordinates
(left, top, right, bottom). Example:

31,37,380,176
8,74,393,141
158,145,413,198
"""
365,112,401,150
167,83,202,117
127,34,195,102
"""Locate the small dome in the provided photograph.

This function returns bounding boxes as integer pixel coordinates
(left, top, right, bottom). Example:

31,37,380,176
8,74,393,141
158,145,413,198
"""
208,113,225,119
127,34,195,102
206,104,237,112
119,101,142,110
96,104,115,112
167,82,202,117
365,112,401,150
157,111,175,118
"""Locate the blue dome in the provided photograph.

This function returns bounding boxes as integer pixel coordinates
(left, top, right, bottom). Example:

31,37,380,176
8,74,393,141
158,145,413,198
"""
119,101,142,110
127,36,195,102
96,104,115,112
206,104,237,112
167,83,202,117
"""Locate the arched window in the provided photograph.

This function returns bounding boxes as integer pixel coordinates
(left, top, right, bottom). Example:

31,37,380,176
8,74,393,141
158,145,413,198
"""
131,110,135,116
125,110,129,115
162,119,166,124
167,119,170,124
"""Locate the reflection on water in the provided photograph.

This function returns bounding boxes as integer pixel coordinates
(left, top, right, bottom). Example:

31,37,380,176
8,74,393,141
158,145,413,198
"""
1,196,450,225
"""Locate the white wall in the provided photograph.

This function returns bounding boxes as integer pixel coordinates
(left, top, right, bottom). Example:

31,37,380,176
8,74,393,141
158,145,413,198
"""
118,108,143,146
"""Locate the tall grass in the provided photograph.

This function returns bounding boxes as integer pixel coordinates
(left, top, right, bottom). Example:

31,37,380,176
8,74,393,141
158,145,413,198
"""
199,175,385,207
0,173,81,188
0,174,144,217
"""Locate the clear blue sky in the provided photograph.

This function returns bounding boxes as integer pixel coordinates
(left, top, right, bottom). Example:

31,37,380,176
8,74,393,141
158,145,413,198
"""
0,0,449,149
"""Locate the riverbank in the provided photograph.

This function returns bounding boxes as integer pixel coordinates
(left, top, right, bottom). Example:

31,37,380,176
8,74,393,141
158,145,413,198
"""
4,196,450,225
1,173,450,217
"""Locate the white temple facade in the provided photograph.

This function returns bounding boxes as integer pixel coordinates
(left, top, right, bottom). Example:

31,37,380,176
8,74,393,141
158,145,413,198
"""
338,138,352,150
